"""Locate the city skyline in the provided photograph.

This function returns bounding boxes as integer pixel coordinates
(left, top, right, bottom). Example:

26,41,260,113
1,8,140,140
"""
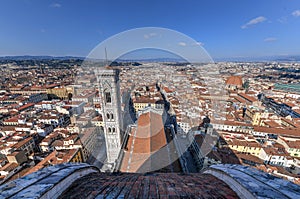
1,1,300,198
0,0,300,59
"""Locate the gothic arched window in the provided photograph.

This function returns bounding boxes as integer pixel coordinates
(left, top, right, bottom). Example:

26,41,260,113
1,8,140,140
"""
112,127,116,133
107,113,110,120
104,91,112,103
111,113,114,120
108,127,111,133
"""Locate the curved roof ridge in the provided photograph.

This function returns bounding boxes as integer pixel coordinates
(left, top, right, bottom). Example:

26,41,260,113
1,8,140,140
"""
206,164,300,199
0,163,98,199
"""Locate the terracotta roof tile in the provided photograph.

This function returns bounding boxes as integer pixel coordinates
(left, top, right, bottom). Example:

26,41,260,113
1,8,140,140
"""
225,76,243,86
59,173,239,199
120,111,168,172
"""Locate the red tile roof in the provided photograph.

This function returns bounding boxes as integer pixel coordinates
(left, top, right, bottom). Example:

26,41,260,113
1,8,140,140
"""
238,93,257,103
12,137,33,149
120,111,167,172
17,103,35,111
60,172,239,198
254,126,300,138
225,76,243,86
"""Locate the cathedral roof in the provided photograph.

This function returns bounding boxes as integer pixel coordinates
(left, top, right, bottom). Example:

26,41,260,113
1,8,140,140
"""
119,110,168,172
1,163,299,199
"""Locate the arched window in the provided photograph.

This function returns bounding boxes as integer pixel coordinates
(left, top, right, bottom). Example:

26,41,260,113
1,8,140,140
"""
112,127,116,133
108,127,111,133
111,113,114,120
107,113,110,120
104,91,112,103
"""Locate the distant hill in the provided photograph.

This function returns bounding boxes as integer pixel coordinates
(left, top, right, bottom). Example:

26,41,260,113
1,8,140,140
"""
0,55,84,61
0,56,185,63
1,55,300,63
215,55,300,62
274,55,300,62
116,57,187,63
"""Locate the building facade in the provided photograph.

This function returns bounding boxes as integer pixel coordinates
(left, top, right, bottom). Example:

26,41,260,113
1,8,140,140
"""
96,67,123,166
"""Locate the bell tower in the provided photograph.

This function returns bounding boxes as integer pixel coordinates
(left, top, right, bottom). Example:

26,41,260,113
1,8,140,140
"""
96,67,123,166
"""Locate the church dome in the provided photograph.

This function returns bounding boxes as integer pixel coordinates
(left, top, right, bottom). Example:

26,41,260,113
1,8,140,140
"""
1,163,299,198
225,76,243,87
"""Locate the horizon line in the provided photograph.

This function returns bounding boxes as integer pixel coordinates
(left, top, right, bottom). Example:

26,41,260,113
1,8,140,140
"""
0,54,300,63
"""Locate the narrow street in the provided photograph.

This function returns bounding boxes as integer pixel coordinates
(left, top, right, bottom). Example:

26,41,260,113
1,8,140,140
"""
175,135,198,173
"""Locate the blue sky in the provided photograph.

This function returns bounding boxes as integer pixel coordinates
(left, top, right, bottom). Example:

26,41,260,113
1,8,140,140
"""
0,0,300,59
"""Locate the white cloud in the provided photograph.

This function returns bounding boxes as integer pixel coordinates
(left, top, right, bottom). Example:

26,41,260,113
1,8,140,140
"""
178,42,187,46
177,41,203,47
241,16,267,29
264,37,277,42
50,3,61,8
292,10,300,17
193,41,204,46
144,33,157,39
